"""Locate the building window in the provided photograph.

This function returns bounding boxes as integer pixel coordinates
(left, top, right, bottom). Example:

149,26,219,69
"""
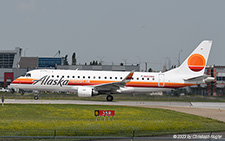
38,57,62,68
0,53,15,68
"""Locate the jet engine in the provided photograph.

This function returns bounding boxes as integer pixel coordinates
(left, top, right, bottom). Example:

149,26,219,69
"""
77,87,98,97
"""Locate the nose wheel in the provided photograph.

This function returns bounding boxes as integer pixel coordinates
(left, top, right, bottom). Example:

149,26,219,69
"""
106,95,113,101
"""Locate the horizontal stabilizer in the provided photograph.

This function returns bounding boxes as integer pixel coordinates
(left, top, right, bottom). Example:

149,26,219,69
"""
183,75,207,81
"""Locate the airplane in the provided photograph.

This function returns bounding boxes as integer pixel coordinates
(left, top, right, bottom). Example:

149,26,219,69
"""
9,40,215,101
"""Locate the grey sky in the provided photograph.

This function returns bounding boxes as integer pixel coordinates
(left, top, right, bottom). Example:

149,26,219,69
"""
0,0,225,70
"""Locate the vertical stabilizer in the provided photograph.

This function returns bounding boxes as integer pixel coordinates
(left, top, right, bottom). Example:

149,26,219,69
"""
167,40,212,76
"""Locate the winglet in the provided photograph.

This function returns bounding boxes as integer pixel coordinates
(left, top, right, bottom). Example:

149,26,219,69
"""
122,70,135,82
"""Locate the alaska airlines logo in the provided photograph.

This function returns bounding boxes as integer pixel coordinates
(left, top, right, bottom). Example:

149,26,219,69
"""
188,54,206,72
33,75,69,87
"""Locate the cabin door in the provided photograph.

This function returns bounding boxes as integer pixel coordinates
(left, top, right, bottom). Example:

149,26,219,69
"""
158,73,165,87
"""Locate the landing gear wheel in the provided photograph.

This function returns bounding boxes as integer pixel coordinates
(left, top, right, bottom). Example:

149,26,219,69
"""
34,95,39,100
106,95,113,101
21,91,24,96
10,88,15,94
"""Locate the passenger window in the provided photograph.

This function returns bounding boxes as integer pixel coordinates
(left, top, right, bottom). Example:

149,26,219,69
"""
67,76,70,78
115,77,117,79
72,76,75,78
98,76,101,79
78,76,80,79
120,77,123,80
142,78,144,80
105,77,107,79
57,75,59,78
52,75,54,78
83,76,85,79
88,76,90,79
137,78,139,80
147,78,149,80
93,76,96,79
110,77,112,79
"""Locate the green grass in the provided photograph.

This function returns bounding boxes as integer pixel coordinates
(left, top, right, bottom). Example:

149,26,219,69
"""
0,104,225,137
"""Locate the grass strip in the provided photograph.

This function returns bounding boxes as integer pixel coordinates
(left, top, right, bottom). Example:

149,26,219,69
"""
0,104,225,136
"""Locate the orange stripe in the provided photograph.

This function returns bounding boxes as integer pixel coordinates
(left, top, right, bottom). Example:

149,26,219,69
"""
13,78,196,88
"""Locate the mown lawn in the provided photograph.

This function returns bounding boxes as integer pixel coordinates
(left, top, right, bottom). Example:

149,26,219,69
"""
0,104,225,136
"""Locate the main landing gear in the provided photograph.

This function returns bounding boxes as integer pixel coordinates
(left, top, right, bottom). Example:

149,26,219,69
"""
34,95,39,100
106,95,113,101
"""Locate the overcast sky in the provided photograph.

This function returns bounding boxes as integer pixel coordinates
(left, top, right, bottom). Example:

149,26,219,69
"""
1,0,225,70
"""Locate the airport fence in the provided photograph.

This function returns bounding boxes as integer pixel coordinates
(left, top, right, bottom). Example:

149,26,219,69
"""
0,130,224,141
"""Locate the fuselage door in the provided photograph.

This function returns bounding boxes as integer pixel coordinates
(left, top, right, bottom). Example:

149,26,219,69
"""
158,73,165,87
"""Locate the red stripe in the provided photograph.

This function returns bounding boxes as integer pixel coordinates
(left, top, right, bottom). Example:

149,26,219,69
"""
11,81,34,84
189,66,204,72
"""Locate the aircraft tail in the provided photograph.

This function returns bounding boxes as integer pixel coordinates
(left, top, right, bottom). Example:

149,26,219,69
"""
166,40,212,76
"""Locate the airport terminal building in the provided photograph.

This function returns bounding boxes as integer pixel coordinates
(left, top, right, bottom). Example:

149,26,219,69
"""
0,48,140,88
0,47,24,87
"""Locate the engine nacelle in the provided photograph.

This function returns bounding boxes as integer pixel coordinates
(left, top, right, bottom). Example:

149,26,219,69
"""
77,87,98,97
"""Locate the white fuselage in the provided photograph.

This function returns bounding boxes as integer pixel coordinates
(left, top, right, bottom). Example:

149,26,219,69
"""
10,69,196,94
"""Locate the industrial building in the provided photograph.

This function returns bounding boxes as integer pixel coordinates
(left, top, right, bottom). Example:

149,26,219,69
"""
189,66,225,96
0,48,140,88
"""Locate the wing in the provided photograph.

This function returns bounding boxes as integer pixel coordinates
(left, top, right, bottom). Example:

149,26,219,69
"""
94,71,134,92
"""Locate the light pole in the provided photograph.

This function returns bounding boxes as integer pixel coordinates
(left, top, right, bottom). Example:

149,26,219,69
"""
178,50,183,66
24,48,28,57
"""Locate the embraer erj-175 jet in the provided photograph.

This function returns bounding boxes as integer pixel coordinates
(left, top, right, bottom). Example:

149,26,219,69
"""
10,40,214,101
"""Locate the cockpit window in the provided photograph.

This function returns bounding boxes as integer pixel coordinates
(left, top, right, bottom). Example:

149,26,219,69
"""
25,73,31,77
